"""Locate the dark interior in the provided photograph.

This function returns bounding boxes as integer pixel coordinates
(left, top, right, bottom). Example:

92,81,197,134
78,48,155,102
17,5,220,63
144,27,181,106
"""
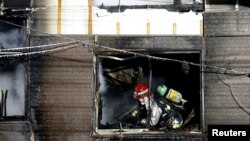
206,0,236,5
97,52,201,132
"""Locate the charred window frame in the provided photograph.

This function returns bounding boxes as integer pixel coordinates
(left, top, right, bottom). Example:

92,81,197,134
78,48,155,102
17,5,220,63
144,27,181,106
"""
93,50,204,136
0,17,29,121
0,63,27,121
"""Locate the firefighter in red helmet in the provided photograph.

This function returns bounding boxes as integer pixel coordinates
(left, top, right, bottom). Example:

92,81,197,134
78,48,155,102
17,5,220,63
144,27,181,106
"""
133,82,183,130
134,82,152,105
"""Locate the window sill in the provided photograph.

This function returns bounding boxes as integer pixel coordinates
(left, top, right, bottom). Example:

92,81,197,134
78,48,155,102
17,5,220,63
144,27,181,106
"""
92,130,204,139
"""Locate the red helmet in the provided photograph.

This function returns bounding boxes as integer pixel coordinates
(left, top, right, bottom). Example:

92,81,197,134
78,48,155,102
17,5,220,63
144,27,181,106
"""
134,82,151,99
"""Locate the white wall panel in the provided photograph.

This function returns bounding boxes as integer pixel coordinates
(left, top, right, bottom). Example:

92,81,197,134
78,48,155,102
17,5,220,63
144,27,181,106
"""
93,10,117,35
61,0,88,34
93,8,202,35
175,12,202,35
31,0,58,35
31,0,203,35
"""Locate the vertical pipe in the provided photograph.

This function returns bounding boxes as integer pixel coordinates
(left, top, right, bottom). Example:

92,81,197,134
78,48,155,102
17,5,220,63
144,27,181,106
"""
0,89,3,116
4,90,7,117
173,23,177,35
29,121,35,141
118,0,121,13
147,22,151,35
148,59,152,94
116,22,120,35
57,0,62,34
201,39,206,133
88,0,93,35
147,58,152,129
235,0,239,11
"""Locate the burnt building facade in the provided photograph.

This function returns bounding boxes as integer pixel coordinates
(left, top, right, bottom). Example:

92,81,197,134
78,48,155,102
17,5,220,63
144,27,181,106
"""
0,0,250,141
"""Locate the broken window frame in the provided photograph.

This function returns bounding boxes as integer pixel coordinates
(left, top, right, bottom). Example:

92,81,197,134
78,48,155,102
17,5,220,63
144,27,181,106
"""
92,50,205,136
0,17,29,121
0,63,28,121
0,88,8,118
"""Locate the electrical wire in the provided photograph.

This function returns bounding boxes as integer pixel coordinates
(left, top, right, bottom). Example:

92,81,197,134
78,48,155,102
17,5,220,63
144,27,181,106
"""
216,75,250,115
1,18,249,115
1,17,250,77
0,19,83,60
0,18,250,77
0,41,77,52
0,42,81,59
215,59,250,115
83,41,250,77
0,19,75,42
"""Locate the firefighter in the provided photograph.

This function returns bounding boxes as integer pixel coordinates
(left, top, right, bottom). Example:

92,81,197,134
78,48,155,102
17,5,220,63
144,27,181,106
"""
133,82,183,130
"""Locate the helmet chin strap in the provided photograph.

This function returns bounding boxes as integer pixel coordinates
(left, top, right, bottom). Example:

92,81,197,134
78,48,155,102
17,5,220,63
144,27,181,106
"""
144,96,153,110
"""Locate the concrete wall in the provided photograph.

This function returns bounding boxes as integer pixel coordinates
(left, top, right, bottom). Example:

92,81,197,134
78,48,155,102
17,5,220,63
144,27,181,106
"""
204,12,250,125
204,12,250,36
0,122,30,141
29,36,93,141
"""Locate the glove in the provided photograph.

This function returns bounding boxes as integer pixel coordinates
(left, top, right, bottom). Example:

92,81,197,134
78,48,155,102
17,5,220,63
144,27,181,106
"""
140,118,147,125
131,109,139,117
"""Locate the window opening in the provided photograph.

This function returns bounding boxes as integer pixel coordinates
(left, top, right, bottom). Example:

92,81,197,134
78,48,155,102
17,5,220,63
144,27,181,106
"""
0,64,25,120
94,52,202,134
0,17,27,120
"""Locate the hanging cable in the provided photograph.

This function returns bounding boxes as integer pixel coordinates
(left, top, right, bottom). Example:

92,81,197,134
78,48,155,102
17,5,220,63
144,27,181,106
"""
1,19,250,78
0,42,81,59
0,41,77,52
216,75,250,115
0,19,76,42
83,41,250,77
215,59,250,115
